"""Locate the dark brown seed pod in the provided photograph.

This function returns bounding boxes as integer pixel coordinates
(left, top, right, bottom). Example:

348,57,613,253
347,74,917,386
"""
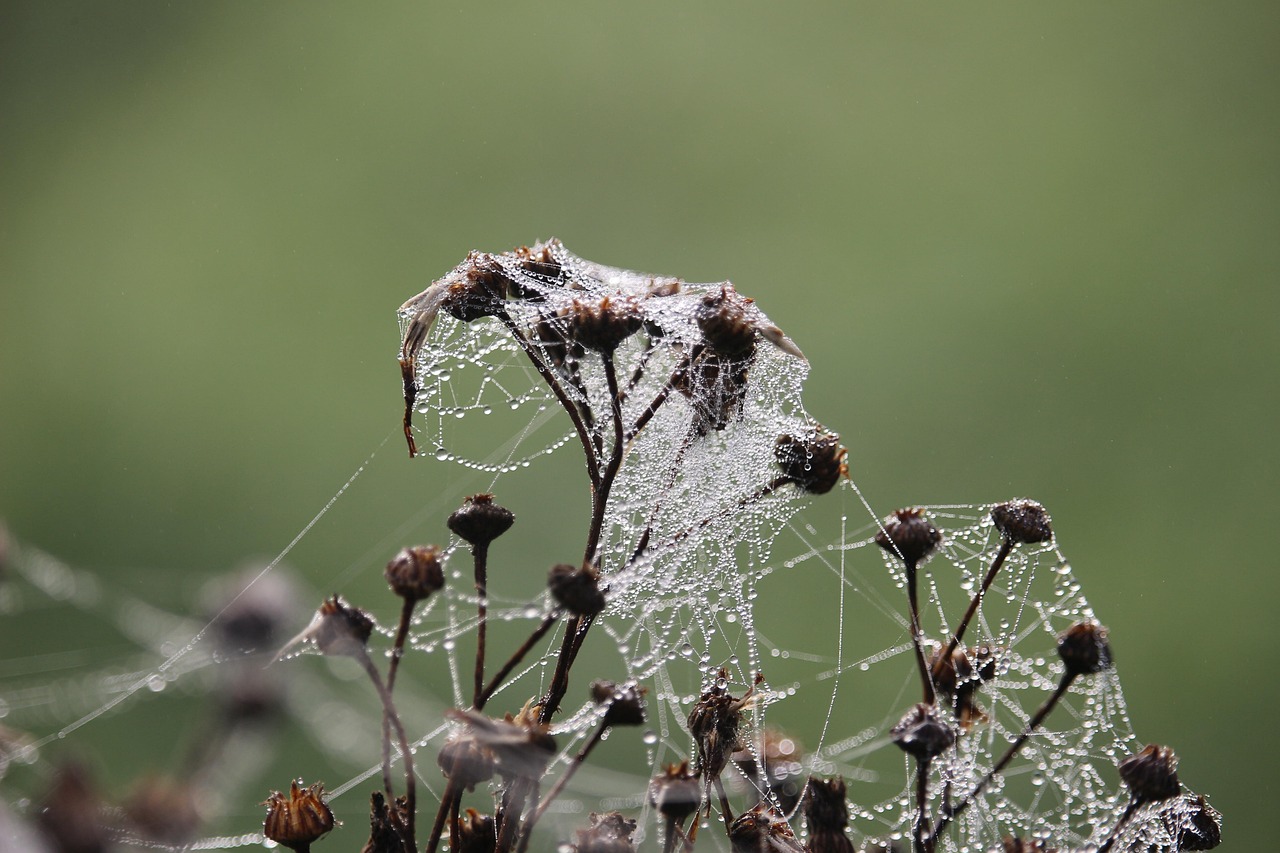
696,283,759,357
649,761,702,823
875,508,943,566
262,780,335,851
384,544,445,602
590,680,648,727
990,499,1053,545
447,494,515,548
1119,744,1181,805
890,703,955,761
1056,620,1112,676
548,563,607,617
361,791,410,853
566,295,644,353
310,596,375,658
453,808,496,853
727,802,805,852
572,811,638,853
803,777,855,853
774,427,848,495
688,670,759,782
440,252,513,322
1166,794,1222,851
513,238,566,286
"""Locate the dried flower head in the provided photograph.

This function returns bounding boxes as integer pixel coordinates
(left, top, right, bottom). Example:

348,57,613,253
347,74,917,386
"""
454,808,497,853
890,703,955,761
803,777,855,853
572,811,638,853
361,791,410,853
875,508,943,566
649,761,702,823
774,427,847,495
727,802,805,852
566,295,643,353
441,252,514,322
262,780,334,851
1119,743,1181,805
1056,620,1112,676
688,670,760,782
697,283,760,357
445,707,556,782
1165,794,1222,851
513,238,566,285
306,596,374,658
590,680,647,727
384,544,445,601
436,728,497,792
990,499,1053,545
447,494,515,548
548,563,607,617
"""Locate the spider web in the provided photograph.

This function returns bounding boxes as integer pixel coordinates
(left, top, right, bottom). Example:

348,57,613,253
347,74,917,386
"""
0,242,1216,853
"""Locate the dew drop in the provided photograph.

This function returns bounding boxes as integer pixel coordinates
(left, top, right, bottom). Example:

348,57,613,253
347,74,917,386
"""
642,730,658,745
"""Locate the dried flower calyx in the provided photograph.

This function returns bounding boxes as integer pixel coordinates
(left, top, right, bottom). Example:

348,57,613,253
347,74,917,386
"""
649,761,701,822
990,499,1053,545
1056,620,1112,676
384,544,445,601
307,596,374,658
696,282,805,360
929,644,999,728
875,508,943,566
688,670,760,781
1119,743,1181,804
890,703,955,760
774,427,847,495
590,680,647,727
549,563,607,617
803,777,855,853
572,811,637,853
1164,794,1222,851
362,790,410,853
453,808,497,853
727,802,805,852
447,494,515,547
262,780,335,851
566,295,643,353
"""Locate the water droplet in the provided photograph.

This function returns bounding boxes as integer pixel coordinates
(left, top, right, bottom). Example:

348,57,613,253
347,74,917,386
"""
642,730,658,745
679,643,694,658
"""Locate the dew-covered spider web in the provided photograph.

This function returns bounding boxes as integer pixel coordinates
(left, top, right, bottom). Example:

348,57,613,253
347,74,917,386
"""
0,241,1218,852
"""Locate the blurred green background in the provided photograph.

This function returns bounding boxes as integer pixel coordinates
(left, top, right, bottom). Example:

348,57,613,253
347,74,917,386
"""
2,2,1275,848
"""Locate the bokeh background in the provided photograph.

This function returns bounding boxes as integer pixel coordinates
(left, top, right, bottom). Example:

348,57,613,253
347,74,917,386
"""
2,2,1275,849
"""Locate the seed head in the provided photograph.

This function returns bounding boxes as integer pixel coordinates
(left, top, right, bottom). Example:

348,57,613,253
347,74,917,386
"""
436,730,497,792
453,808,496,853
990,499,1053,545
36,762,107,853
513,238,565,286
1119,744,1180,805
440,252,513,322
548,563,607,617
697,284,759,357
384,544,445,602
309,596,374,658
1056,620,1112,676
803,777,855,853
361,791,409,853
590,680,647,727
875,508,943,566
567,295,643,353
447,494,515,548
572,811,637,853
649,761,702,823
727,802,804,853
1166,794,1222,851
262,780,334,851
688,670,759,782
890,703,955,761
774,427,847,495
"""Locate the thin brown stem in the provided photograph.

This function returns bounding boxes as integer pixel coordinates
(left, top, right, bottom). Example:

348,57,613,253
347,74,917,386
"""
523,720,609,832
425,775,459,853
478,613,558,711
625,345,702,442
381,597,417,811
630,477,790,567
1097,798,1141,853
914,756,933,853
472,541,490,707
905,560,936,706
930,672,1076,841
357,649,417,850
941,538,1013,663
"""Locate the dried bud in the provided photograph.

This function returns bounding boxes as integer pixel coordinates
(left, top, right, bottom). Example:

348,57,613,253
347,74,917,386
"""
567,295,643,352
361,791,410,853
447,494,515,548
384,545,445,601
310,596,374,657
1166,794,1222,851
436,732,496,791
572,811,637,853
513,239,565,285
990,499,1053,545
890,703,955,761
803,777,855,853
688,670,759,781
1119,744,1180,805
454,808,497,853
649,761,702,823
1056,620,1112,676
262,780,334,851
590,680,647,727
875,508,943,566
697,284,759,357
441,252,512,322
727,802,804,853
774,428,847,495
549,563,607,617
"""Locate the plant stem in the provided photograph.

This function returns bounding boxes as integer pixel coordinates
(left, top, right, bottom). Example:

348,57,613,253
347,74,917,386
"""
914,755,933,853
357,649,416,851
940,537,1013,663
472,541,490,708
904,559,935,706
523,719,609,833
1096,798,1141,853
381,596,416,815
477,613,558,711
